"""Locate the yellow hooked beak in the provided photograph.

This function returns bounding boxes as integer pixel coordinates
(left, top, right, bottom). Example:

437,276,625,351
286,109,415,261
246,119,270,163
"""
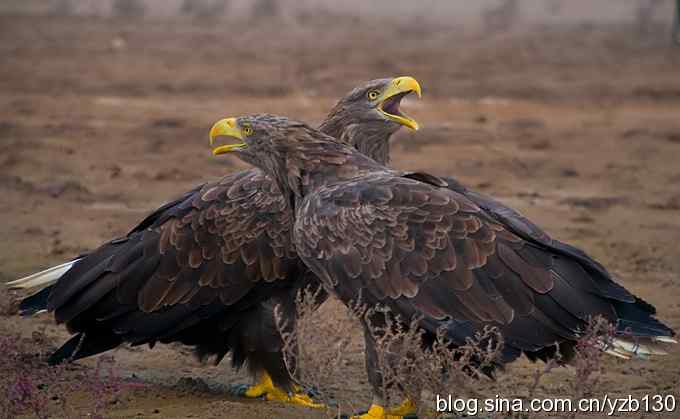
376,76,422,131
209,118,246,155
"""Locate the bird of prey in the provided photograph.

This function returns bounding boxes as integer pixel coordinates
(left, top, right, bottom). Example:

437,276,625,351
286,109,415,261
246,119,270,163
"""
8,76,422,408
208,114,676,419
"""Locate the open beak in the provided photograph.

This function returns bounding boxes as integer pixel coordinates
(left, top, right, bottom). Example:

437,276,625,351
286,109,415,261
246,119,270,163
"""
376,76,422,131
209,118,246,155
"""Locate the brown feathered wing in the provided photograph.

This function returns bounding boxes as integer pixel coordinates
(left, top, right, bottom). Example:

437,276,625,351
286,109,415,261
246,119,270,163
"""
45,169,303,365
295,173,672,360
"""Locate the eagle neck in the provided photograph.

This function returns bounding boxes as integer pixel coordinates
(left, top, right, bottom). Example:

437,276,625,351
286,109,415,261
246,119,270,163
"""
318,118,395,166
281,140,386,208
352,128,391,166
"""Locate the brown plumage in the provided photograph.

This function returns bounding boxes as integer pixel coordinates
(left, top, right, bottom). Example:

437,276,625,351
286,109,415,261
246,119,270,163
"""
214,114,675,411
11,77,421,394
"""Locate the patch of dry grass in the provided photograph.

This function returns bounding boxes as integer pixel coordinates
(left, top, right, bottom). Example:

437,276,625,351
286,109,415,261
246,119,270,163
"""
0,332,143,419
277,287,621,418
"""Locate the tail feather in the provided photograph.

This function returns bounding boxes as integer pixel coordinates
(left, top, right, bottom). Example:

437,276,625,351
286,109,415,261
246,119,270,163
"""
654,336,678,344
603,296,676,360
604,348,632,359
48,332,122,365
18,286,53,316
7,259,82,290
602,336,675,360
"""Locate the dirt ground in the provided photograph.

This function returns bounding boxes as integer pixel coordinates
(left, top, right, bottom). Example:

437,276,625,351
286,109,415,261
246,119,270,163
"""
1,13,680,419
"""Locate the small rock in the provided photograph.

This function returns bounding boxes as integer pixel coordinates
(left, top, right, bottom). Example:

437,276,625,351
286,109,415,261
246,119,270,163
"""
571,215,594,223
620,128,650,140
476,181,493,189
43,180,90,199
559,168,579,177
0,121,17,138
560,196,628,210
666,133,680,143
527,139,551,150
152,168,188,181
109,165,122,179
23,226,45,235
501,117,546,131
648,195,680,210
151,118,184,129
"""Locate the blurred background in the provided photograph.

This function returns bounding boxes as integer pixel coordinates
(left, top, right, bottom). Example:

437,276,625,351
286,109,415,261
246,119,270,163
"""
1,0,679,101
1,1,680,418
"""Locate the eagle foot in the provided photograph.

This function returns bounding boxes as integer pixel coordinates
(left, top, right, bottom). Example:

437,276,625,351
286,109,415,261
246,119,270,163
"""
237,373,323,409
349,402,418,419
386,399,417,416
264,388,324,409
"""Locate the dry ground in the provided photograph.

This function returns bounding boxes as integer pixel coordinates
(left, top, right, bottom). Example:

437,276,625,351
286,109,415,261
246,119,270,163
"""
1,14,680,419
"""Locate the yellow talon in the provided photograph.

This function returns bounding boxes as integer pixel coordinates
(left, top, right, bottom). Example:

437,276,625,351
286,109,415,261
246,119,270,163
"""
265,390,324,409
386,399,417,416
243,373,324,409
243,373,275,398
351,404,411,419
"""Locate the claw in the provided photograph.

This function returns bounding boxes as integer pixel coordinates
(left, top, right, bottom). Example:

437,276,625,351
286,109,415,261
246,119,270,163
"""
265,389,324,409
349,404,416,419
238,372,324,409
227,383,251,397
386,399,417,416
242,380,269,398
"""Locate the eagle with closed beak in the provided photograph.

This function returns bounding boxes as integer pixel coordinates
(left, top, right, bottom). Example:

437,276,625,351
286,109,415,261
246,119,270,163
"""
209,114,676,419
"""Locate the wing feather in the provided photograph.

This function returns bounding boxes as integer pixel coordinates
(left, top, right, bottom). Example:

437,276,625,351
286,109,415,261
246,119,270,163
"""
295,172,673,356
47,169,300,348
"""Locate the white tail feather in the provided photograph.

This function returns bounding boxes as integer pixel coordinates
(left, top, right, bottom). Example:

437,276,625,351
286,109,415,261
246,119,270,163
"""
604,348,631,359
602,337,675,360
614,338,668,356
6,259,81,290
654,336,678,344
